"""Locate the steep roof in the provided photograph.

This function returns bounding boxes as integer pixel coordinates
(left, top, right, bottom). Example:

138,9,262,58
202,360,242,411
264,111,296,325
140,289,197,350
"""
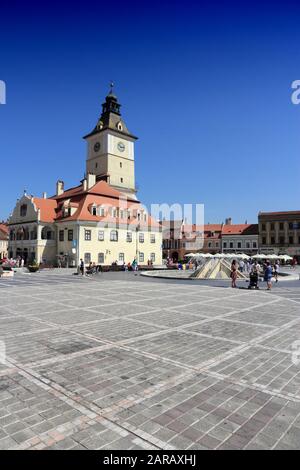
52,180,138,203
54,180,159,228
33,198,57,223
0,223,8,235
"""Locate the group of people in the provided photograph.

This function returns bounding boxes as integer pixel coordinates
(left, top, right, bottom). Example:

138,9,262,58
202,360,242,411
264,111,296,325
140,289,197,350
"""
230,258,280,290
1,256,25,268
78,258,140,276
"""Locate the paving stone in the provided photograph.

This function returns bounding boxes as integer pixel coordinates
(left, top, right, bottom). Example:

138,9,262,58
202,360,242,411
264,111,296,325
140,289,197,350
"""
1,273,300,449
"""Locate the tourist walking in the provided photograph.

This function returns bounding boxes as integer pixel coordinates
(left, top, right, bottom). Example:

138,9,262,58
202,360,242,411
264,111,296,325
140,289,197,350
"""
239,259,245,273
274,261,279,283
79,258,84,276
231,260,238,288
264,261,273,290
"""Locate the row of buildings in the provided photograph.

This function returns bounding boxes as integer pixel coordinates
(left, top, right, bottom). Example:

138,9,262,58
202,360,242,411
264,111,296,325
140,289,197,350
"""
3,87,300,266
161,211,300,262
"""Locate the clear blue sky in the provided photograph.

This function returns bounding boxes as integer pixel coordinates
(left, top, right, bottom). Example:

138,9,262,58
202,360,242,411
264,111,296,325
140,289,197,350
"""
1,0,300,223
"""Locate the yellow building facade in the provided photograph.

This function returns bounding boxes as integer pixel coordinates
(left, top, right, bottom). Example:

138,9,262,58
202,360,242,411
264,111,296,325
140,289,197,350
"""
8,88,162,267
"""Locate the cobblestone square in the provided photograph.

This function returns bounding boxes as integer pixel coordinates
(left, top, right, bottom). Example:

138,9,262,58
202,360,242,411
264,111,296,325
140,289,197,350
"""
0,271,300,449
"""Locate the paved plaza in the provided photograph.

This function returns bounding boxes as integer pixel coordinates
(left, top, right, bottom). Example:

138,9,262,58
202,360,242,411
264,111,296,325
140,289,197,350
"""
0,271,300,450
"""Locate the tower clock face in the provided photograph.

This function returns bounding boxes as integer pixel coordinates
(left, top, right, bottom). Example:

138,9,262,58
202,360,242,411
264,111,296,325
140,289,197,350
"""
117,142,125,152
94,142,101,152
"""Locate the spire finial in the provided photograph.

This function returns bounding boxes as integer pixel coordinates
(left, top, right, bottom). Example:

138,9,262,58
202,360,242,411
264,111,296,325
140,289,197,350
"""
109,81,114,94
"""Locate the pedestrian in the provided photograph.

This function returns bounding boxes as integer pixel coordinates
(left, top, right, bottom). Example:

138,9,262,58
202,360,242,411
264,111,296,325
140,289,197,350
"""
79,258,84,276
231,259,238,288
239,259,245,273
264,261,273,290
274,260,279,283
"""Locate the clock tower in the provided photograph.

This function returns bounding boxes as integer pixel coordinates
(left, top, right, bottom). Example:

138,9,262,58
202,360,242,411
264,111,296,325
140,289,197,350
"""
83,84,138,198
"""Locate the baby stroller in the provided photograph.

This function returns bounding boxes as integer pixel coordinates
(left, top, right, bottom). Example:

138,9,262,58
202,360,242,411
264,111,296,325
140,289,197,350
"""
248,271,259,289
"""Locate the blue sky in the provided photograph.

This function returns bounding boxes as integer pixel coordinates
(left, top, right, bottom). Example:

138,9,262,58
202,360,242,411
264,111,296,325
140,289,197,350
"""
1,0,300,223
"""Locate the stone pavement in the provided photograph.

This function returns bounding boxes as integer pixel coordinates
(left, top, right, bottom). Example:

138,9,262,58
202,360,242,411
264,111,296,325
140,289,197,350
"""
0,272,300,450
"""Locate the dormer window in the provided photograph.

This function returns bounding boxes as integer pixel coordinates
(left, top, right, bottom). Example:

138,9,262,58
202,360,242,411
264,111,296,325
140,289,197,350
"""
92,205,97,216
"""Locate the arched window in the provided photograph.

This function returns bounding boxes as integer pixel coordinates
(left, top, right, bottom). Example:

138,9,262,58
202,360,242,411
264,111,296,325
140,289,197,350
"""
30,228,37,240
16,228,23,240
9,229,15,241
23,227,29,240
41,226,53,240
110,230,118,242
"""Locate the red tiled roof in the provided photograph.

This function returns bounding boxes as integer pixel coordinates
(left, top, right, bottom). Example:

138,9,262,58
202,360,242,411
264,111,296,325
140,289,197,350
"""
222,224,258,235
33,198,57,223
54,181,159,228
0,223,8,235
204,224,223,232
52,180,138,203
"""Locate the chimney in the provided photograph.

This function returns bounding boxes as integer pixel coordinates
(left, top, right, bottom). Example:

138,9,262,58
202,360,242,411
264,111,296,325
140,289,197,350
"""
56,180,64,196
225,217,232,225
42,192,47,199
87,173,96,190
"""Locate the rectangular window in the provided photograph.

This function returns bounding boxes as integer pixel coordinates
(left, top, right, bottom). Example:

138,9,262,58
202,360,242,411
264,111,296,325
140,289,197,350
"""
98,230,104,241
150,253,155,262
270,223,275,230
84,253,91,264
139,252,144,263
20,204,27,217
271,237,275,244
150,234,155,243
119,253,124,262
120,178,123,183
68,229,73,241
253,242,257,248
230,242,233,249
99,208,105,217
126,232,132,242
110,230,118,241
289,223,293,230
289,236,293,244
279,236,285,245
139,233,144,243
246,242,250,249
59,230,64,242
261,224,266,231
223,242,227,248
98,252,104,264
85,229,91,241
262,237,266,245
237,242,241,249
279,223,284,230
